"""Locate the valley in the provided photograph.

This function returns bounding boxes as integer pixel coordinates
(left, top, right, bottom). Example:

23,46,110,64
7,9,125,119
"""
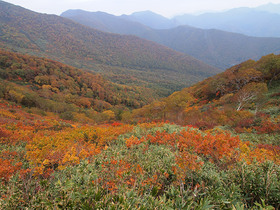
0,1,219,98
0,1,279,209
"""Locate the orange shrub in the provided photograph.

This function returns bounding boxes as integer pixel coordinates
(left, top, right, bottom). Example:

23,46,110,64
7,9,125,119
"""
25,124,134,176
0,159,22,183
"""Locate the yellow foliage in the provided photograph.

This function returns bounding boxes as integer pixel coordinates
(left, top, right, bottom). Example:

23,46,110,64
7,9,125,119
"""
102,110,115,120
0,109,17,119
25,124,134,175
42,85,52,90
8,90,24,103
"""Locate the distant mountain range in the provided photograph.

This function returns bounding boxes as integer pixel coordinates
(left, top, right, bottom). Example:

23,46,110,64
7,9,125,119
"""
61,9,280,69
173,7,280,38
255,3,280,14
0,1,219,98
64,3,280,38
120,3,280,38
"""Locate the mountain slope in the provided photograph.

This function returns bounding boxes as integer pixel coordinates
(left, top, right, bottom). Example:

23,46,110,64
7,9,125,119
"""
0,1,219,97
0,50,164,123
61,9,280,69
132,54,280,135
153,26,280,69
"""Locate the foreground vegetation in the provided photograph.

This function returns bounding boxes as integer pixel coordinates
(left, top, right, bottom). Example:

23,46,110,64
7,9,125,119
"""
0,50,279,209
0,99,279,209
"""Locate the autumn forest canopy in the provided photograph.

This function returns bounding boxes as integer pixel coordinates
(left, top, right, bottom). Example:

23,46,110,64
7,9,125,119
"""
0,1,280,209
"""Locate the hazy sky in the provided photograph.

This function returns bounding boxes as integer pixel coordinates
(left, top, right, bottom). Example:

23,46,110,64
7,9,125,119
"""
3,0,280,17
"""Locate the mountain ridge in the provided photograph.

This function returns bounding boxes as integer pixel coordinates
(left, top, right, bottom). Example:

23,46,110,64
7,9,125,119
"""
63,4,280,38
120,10,175,29
173,7,280,37
255,3,280,14
0,1,219,97
61,9,280,69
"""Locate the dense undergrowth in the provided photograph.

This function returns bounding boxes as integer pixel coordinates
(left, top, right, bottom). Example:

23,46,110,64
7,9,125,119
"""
0,100,279,209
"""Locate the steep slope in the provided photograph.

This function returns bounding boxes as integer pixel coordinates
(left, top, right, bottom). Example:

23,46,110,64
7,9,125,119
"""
0,1,219,97
61,9,280,69
132,54,280,136
0,50,161,122
154,26,280,69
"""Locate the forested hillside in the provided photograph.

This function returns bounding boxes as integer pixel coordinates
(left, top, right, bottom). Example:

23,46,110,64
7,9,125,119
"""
0,50,159,122
62,9,280,69
132,54,280,144
0,1,219,96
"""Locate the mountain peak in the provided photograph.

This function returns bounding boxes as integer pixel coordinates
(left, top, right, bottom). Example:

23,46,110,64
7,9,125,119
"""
122,10,175,29
61,9,112,17
255,3,280,14
131,10,165,17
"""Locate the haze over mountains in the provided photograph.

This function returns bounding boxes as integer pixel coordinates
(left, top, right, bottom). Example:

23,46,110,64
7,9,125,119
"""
121,11,175,30
173,7,280,38
0,1,219,98
62,3,280,38
123,3,280,38
255,2,280,14
61,6,280,69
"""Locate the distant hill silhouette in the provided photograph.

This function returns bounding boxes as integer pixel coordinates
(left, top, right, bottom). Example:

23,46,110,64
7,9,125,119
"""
255,3,280,14
65,5,280,38
173,7,280,38
120,11,176,29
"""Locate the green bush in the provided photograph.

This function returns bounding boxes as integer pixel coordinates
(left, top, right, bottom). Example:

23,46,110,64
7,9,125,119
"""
59,111,74,121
